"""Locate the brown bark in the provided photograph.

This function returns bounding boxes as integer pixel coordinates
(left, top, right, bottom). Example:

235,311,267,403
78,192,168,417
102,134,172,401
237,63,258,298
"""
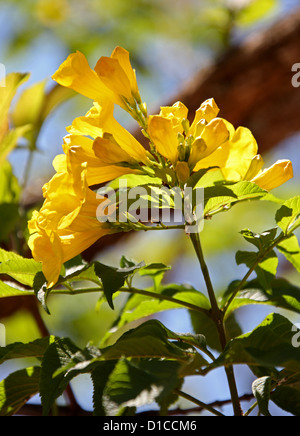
135,8,300,153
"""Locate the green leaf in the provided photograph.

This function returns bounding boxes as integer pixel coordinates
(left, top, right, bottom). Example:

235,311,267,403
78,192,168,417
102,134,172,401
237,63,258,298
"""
276,196,300,234
12,80,47,130
236,249,278,291
0,367,40,416
207,313,300,373
0,248,43,287
112,283,210,338
0,161,20,204
103,358,182,414
101,320,195,362
0,72,29,124
139,263,171,288
91,362,117,416
94,261,145,309
224,278,300,318
252,376,272,416
240,228,278,251
40,84,76,122
109,173,162,190
271,373,300,416
0,162,21,241
204,181,267,216
277,235,300,274
40,337,82,416
0,124,32,164
0,280,33,298
0,337,55,364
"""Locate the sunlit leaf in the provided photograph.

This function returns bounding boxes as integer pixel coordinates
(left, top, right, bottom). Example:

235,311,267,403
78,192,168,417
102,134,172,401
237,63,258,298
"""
223,278,300,318
0,367,40,416
277,234,300,274
206,313,300,373
252,376,272,416
0,247,42,287
276,196,300,234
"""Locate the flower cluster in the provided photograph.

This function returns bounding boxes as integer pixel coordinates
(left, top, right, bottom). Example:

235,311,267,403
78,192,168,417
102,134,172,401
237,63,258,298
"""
28,46,293,287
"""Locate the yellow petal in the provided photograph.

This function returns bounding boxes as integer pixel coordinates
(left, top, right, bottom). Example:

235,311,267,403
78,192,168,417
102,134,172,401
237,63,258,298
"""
159,101,189,134
93,137,135,164
111,46,140,100
244,155,264,180
197,118,229,158
251,160,293,191
28,163,116,287
148,115,179,165
52,51,113,102
195,123,258,180
95,57,132,102
189,98,220,137
28,228,63,289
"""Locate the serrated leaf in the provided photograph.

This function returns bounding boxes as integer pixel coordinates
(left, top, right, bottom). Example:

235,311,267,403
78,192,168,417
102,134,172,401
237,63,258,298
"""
101,320,195,362
0,280,33,298
204,181,267,216
276,196,300,234
94,261,145,309
91,362,117,416
277,235,300,274
272,382,300,416
236,249,278,291
0,248,43,287
252,376,272,416
224,278,300,319
207,313,300,373
104,358,182,414
40,337,82,416
0,367,40,416
113,284,210,338
0,336,55,364
240,228,278,251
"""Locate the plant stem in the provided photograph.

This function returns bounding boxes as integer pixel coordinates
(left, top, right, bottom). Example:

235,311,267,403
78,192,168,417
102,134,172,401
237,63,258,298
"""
190,232,243,416
54,285,210,316
174,389,225,417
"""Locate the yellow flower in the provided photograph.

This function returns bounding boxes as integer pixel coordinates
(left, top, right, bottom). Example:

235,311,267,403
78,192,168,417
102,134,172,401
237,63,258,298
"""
53,101,150,186
148,99,229,183
52,46,141,111
28,162,115,287
196,120,293,190
249,159,293,191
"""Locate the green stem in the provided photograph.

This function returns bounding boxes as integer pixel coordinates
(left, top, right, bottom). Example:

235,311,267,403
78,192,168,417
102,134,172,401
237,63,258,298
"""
190,232,243,417
174,389,225,417
54,285,210,316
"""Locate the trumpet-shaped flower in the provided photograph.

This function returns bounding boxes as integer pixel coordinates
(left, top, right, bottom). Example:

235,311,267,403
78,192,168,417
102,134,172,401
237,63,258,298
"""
52,46,142,113
28,162,115,287
54,102,150,186
148,99,230,183
196,120,293,190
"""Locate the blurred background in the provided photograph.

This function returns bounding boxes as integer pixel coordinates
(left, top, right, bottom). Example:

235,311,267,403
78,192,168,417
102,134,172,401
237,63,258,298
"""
0,0,300,416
